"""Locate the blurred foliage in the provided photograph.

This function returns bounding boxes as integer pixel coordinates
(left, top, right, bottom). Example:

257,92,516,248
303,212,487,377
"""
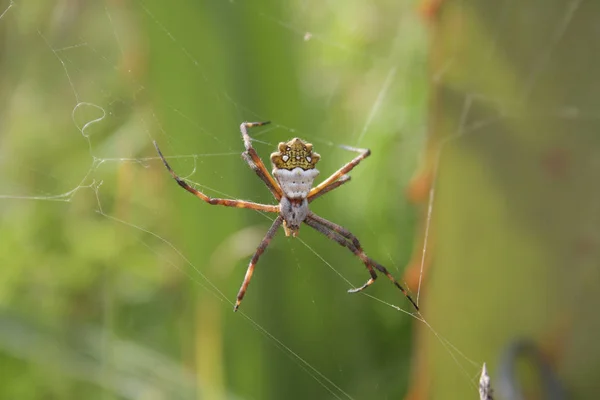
409,1,600,399
0,1,427,399
4,1,598,400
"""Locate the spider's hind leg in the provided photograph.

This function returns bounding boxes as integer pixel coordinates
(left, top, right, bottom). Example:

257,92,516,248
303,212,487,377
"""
347,274,377,293
303,217,378,291
234,216,283,311
304,215,419,311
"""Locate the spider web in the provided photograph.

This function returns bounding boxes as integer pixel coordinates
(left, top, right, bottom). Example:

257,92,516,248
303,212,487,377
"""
1,1,596,399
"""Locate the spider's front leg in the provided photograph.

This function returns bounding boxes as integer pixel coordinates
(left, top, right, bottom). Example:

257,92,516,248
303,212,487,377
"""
308,145,370,201
241,153,281,200
154,141,279,212
307,175,351,203
239,122,283,200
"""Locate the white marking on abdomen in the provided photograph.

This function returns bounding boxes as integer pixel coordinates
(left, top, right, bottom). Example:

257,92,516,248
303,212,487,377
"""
273,167,319,199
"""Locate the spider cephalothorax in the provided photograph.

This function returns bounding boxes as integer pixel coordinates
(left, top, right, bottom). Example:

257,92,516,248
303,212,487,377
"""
270,138,320,171
154,121,419,312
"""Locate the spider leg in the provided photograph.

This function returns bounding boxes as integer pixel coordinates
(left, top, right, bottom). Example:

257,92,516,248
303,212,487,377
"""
154,141,279,213
240,122,283,200
307,175,351,203
235,216,284,311
304,216,419,311
242,153,280,200
307,212,361,248
305,217,378,289
308,145,370,200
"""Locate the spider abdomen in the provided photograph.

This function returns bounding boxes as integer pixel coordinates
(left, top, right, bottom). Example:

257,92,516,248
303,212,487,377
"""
280,196,309,237
273,167,319,199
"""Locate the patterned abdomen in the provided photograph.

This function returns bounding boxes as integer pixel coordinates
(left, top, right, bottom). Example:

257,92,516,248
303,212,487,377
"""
273,167,319,199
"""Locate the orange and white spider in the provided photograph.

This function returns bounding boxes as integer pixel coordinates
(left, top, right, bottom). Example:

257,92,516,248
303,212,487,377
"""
154,122,418,312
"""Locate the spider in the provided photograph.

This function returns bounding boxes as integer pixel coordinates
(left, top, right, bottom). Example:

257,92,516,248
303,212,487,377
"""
154,121,419,312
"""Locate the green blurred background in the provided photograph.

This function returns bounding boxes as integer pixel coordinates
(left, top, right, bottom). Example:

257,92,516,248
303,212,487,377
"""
0,1,427,399
2,1,600,399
